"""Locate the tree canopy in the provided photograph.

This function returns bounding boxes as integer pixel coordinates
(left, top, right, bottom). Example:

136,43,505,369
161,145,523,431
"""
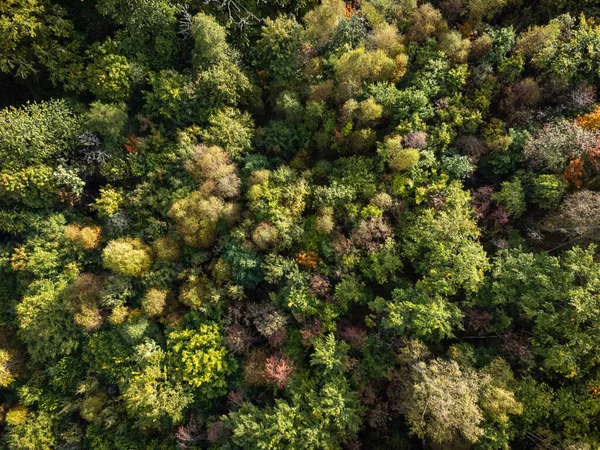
2,0,600,448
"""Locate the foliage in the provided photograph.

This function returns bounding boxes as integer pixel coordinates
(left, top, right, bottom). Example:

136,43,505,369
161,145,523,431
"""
91,185,123,218
4,2,600,448
167,316,235,399
102,238,153,277
0,0,81,84
492,178,526,218
168,193,238,248
0,100,81,169
16,279,81,362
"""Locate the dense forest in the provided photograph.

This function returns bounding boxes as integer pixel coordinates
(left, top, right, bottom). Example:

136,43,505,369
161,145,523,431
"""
2,0,600,448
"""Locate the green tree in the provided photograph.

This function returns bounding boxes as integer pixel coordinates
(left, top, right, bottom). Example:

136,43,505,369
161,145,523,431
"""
96,0,179,70
254,16,303,90
0,349,17,387
85,43,132,101
492,178,526,218
200,108,254,160
391,356,521,446
227,333,361,449
16,279,81,362
102,238,153,277
0,0,82,84
121,340,193,429
5,409,56,450
168,193,239,248
0,100,82,170
476,245,600,379
190,12,229,69
167,314,235,400
401,181,489,296
85,102,127,152
372,286,463,342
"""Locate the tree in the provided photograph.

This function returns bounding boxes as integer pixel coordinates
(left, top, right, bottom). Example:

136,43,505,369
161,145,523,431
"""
390,356,521,446
85,101,127,153
168,193,239,248
152,236,180,261
336,48,407,85
141,288,167,316
16,279,81,362
200,108,254,160
465,0,509,23
0,0,81,84
96,0,179,70
303,0,346,47
0,164,57,209
102,238,153,277
0,100,82,170
63,273,104,331
85,45,132,102
0,349,17,387
91,185,123,218
401,181,489,296
530,174,567,210
406,4,448,43
492,178,526,218
5,409,56,450
190,12,229,69
372,286,463,342
167,314,235,400
262,353,295,388
254,16,304,89
476,245,600,379
121,340,193,429
543,190,600,242
226,333,361,449
65,224,102,250
523,120,598,173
